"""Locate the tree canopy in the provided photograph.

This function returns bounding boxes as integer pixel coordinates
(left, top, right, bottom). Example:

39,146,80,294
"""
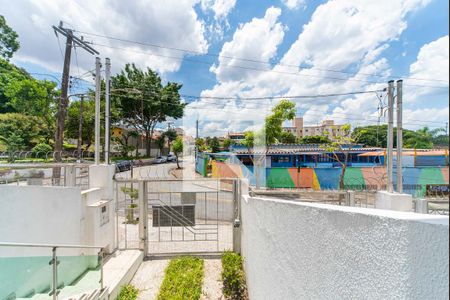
112,63,185,156
0,15,19,60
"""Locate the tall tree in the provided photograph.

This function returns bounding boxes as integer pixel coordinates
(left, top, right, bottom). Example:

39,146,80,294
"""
164,128,178,152
209,137,220,153
0,15,19,60
172,136,183,169
4,78,58,142
112,64,185,156
322,124,354,190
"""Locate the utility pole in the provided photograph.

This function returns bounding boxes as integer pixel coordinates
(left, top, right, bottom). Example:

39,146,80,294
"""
396,80,403,193
105,58,111,164
77,95,84,161
95,57,101,165
386,80,395,193
52,21,98,162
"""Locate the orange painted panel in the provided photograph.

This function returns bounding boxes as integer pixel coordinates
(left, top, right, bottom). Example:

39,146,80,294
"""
217,162,239,178
288,168,314,188
441,167,449,183
361,167,386,189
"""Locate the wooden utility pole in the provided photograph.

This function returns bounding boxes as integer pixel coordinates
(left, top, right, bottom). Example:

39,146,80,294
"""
52,21,98,162
77,95,84,160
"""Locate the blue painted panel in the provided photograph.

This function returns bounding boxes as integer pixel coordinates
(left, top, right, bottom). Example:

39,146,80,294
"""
314,168,340,190
415,156,447,167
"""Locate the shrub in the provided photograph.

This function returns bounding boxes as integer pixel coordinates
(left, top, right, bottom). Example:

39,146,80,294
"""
32,142,52,158
117,284,139,300
221,251,248,300
157,256,204,300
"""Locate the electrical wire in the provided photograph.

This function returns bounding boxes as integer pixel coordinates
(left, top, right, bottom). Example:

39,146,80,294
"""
73,29,449,85
89,42,449,89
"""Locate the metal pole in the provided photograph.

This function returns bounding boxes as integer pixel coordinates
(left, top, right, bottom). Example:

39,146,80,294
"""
396,80,403,193
95,57,101,165
105,58,111,165
51,247,58,300
77,95,84,161
54,29,73,162
386,80,395,193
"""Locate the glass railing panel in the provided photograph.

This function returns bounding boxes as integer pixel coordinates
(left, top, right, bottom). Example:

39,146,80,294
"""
0,246,52,299
56,247,101,299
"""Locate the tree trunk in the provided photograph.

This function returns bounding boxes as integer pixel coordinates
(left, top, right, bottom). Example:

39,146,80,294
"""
145,131,151,157
176,154,180,169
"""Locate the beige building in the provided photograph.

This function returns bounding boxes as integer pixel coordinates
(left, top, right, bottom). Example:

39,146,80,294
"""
283,117,347,141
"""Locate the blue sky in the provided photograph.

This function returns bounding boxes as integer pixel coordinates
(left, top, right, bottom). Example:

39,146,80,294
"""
2,0,449,136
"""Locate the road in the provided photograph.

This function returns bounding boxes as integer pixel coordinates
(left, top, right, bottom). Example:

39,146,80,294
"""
115,161,177,179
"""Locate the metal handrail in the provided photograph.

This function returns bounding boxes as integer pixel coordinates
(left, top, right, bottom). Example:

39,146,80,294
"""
0,242,103,249
0,242,105,299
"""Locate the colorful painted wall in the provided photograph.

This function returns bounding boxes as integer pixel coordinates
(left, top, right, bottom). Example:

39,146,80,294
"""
195,153,208,177
210,161,449,197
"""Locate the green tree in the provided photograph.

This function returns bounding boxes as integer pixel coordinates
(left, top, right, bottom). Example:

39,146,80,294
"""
209,137,220,153
222,138,232,150
322,124,354,189
66,98,95,150
0,15,20,60
172,136,183,169
195,138,208,152
264,99,296,145
279,131,297,144
300,135,331,144
112,64,185,156
164,128,178,152
0,113,41,150
155,134,166,155
4,78,58,142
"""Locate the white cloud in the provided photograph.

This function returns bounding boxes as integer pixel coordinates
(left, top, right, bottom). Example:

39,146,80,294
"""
4,0,208,75
201,0,237,20
407,35,449,89
282,0,306,10
193,0,436,135
210,7,286,82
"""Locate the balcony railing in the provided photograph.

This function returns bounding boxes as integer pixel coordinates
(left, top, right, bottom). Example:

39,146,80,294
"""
0,242,105,300
0,163,90,190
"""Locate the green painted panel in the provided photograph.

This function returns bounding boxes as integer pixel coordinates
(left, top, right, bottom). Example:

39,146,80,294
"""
417,168,445,197
344,167,365,189
418,168,445,184
267,168,295,188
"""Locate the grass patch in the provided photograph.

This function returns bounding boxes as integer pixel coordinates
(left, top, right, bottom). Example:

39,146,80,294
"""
157,256,204,300
222,251,248,300
117,284,139,300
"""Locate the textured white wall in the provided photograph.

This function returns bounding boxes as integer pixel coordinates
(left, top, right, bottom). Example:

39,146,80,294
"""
241,196,449,300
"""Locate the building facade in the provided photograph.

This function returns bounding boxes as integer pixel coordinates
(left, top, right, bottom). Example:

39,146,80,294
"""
283,117,347,141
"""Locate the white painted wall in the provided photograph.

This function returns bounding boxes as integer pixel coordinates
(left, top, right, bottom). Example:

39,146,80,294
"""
0,186,83,254
241,196,449,300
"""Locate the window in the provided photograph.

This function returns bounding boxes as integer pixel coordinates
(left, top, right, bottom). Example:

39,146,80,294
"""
272,156,290,163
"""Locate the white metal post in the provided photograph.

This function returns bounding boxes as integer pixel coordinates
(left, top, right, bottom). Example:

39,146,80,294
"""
386,80,395,193
94,57,101,165
396,80,403,193
105,58,111,165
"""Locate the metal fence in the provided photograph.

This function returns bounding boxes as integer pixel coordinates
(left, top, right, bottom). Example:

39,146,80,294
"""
0,163,90,189
114,178,237,256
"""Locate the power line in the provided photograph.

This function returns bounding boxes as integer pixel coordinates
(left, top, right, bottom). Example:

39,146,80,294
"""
89,42,448,89
73,29,449,85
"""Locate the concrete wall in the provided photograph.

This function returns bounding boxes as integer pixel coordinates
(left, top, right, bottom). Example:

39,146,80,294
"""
241,196,449,300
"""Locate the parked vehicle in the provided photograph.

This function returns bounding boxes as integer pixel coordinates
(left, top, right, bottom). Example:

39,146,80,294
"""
115,160,133,172
154,156,167,164
167,154,177,162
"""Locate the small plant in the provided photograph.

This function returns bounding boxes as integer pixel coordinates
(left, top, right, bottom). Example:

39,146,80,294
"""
32,142,52,158
157,256,204,300
117,284,139,300
221,251,248,300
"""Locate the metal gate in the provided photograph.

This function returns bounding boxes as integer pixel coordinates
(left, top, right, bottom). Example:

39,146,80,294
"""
115,178,237,256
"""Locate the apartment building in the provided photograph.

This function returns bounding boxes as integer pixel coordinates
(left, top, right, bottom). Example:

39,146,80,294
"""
283,117,347,141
